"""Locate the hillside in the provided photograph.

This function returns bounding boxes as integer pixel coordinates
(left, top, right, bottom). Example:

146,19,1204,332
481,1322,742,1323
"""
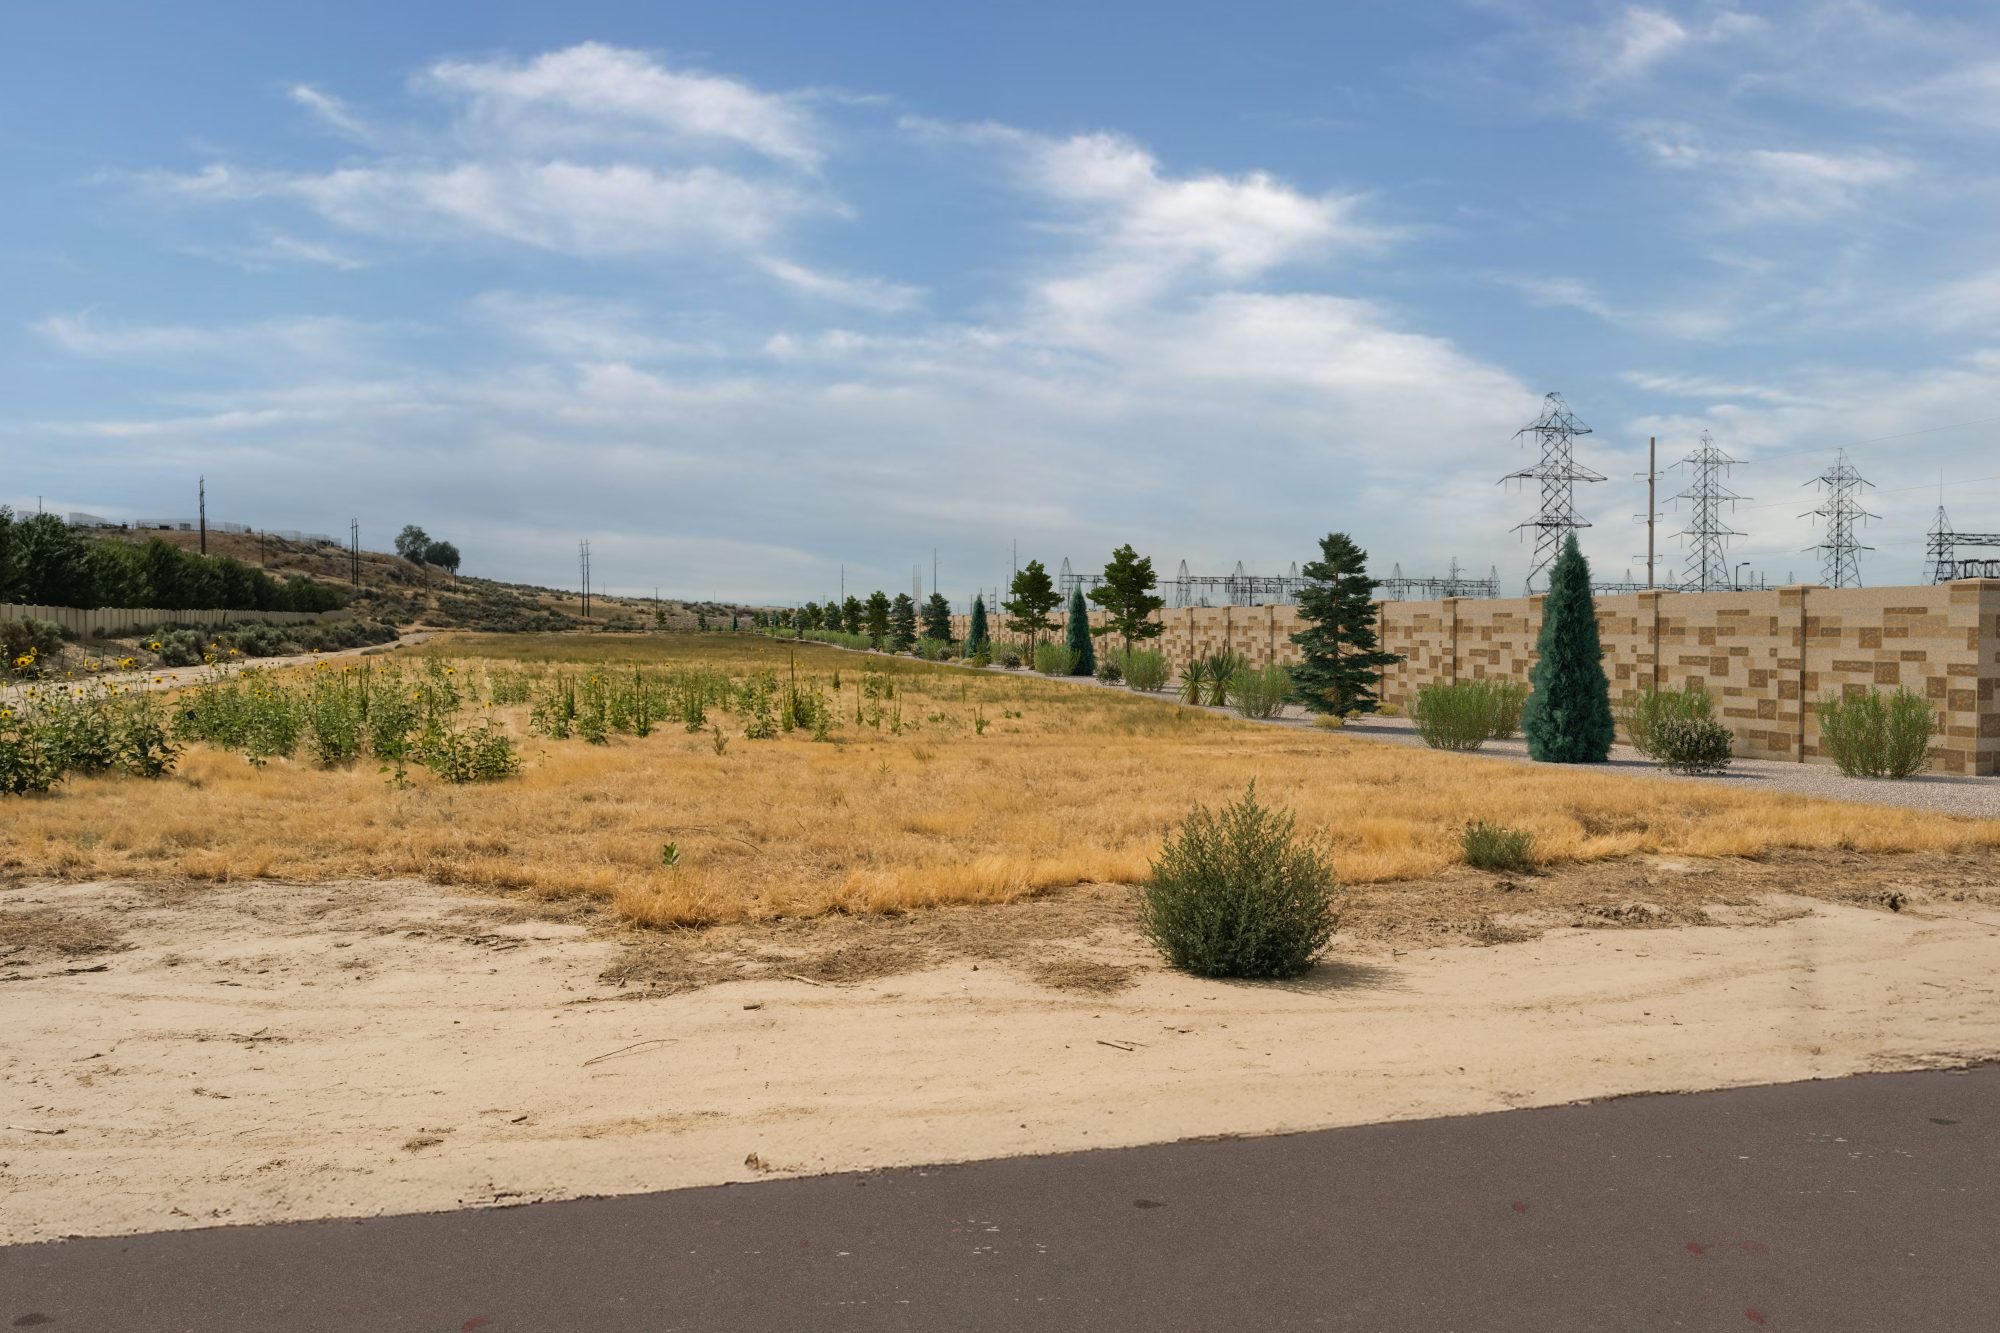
94,527,761,632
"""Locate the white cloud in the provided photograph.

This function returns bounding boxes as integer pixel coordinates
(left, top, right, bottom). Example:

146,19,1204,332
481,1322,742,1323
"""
422,42,823,168
756,257,924,312
466,292,719,361
289,84,373,142
33,311,387,365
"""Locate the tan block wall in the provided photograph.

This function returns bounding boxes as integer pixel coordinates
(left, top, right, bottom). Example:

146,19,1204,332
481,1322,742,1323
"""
954,579,2000,775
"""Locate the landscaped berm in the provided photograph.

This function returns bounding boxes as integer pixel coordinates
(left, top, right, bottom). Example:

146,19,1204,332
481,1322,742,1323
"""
5,633,1998,923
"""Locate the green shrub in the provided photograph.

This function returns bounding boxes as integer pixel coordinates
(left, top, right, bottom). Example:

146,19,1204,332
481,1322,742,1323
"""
0,705,63,794
915,637,951,661
1815,687,1935,779
1618,685,1714,756
1461,821,1536,872
1225,663,1291,719
419,723,520,783
4,618,65,678
1094,655,1124,684
1033,642,1079,676
1650,715,1733,775
1121,649,1169,692
1141,784,1340,979
1409,679,1525,752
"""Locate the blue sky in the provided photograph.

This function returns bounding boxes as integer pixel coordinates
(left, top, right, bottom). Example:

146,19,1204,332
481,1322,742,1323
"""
6,0,2000,602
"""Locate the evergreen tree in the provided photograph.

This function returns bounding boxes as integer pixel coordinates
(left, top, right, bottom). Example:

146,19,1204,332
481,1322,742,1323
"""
803,601,823,630
921,591,953,644
967,595,991,658
1088,543,1166,656
1065,586,1096,676
889,592,918,651
865,591,891,648
1289,532,1401,717
0,507,19,603
843,595,864,637
1521,534,1615,763
1001,559,1061,659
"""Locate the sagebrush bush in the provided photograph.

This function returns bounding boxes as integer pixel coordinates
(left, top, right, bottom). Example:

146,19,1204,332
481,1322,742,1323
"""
1461,821,1536,872
1225,663,1291,719
1121,649,1169,692
1141,785,1340,979
1650,715,1733,775
1618,685,1713,756
1094,655,1124,684
1409,679,1524,752
1816,687,1935,779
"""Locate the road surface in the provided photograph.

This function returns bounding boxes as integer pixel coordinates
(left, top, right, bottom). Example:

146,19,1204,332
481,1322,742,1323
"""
6,1064,1994,1331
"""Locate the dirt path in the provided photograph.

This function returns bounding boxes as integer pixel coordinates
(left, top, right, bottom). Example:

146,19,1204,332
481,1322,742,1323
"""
1,631,435,702
6,854,1998,1244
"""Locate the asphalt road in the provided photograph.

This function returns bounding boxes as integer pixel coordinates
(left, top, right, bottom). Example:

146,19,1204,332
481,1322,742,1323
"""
7,1065,1995,1332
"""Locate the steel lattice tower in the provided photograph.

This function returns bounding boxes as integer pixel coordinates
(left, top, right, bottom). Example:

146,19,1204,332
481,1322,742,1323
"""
1501,392,1603,592
1669,431,1748,591
1803,450,1876,588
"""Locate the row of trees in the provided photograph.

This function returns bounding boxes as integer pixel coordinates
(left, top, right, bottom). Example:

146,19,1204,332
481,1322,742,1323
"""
0,509,343,613
778,531,1621,766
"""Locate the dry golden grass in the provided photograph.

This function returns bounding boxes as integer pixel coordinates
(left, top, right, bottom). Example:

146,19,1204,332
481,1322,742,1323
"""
4,633,1996,927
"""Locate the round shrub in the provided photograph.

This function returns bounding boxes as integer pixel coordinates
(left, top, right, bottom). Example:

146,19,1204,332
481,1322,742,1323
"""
1141,785,1340,979
1649,715,1734,775
1094,655,1124,684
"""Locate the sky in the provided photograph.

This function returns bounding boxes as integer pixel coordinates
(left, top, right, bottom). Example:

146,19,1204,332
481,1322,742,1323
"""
6,0,2000,604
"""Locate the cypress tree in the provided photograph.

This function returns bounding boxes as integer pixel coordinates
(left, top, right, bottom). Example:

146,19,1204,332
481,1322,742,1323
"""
1065,586,1096,676
1522,534,1615,763
967,595,990,658
1289,532,1400,716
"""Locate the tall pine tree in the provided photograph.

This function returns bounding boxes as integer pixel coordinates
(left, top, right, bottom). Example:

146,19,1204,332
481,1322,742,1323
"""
1002,559,1061,659
1065,586,1096,676
1521,534,1615,762
967,595,991,658
1088,543,1166,656
842,595,864,636
889,592,918,652
1289,532,1401,717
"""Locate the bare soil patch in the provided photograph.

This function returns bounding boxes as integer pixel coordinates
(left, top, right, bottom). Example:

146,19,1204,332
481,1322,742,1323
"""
5,851,1999,1245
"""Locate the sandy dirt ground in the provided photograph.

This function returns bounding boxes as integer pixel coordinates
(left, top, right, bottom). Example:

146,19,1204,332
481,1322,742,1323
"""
6,855,2000,1245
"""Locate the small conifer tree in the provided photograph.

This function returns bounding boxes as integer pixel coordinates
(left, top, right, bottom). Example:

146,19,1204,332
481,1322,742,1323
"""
921,591,953,644
1065,586,1096,676
842,595,863,635
889,592,918,652
1289,532,1400,716
1522,534,1615,762
967,595,991,657
864,591,891,648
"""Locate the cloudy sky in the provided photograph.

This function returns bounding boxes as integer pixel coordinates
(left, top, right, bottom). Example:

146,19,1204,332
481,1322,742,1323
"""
6,1,2000,603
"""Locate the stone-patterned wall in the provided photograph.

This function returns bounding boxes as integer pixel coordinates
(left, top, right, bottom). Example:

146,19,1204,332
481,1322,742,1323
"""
952,579,2000,775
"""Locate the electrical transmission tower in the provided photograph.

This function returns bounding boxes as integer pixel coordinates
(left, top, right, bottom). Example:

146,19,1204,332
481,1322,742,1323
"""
1803,450,1876,588
1669,431,1748,591
1501,392,1603,592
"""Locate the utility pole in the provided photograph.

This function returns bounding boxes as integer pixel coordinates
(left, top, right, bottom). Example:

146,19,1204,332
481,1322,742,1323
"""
198,476,207,555
1636,436,1658,589
349,519,361,588
579,539,592,620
